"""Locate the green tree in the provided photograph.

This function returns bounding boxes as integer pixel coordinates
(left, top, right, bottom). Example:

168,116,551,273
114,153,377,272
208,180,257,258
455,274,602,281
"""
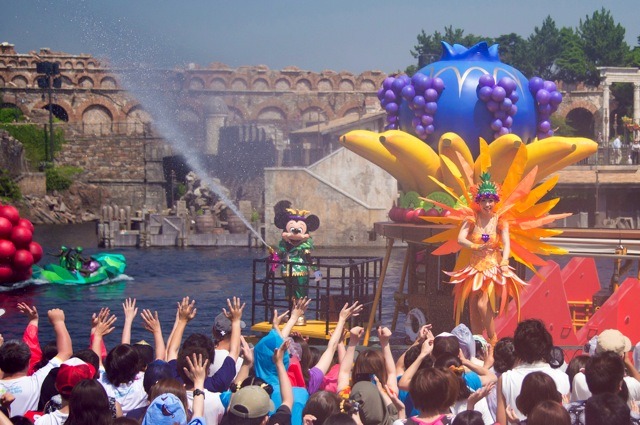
523,16,562,79
409,26,487,71
578,8,628,67
493,33,528,69
555,28,590,83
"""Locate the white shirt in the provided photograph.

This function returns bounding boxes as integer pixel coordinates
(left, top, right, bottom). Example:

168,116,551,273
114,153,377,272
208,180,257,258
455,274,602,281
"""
0,358,61,416
98,370,148,415
34,409,68,425
209,348,243,377
452,397,494,424
186,388,225,425
571,371,640,404
500,361,570,420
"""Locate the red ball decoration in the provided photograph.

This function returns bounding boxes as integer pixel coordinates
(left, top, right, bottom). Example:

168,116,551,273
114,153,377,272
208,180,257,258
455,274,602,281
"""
29,242,43,264
0,265,13,282
13,267,33,281
17,218,35,233
0,239,16,260
0,217,12,239
13,249,34,270
11,226,32,249
0,205,20,226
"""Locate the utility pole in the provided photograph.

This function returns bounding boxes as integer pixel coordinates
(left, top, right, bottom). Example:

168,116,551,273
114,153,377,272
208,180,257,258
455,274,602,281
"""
36,61,61,163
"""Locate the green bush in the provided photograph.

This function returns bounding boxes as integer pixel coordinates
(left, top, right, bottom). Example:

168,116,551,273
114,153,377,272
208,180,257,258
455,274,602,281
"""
0,168,21,201
0,107,23,123
45,165,83,192
0,123,64,169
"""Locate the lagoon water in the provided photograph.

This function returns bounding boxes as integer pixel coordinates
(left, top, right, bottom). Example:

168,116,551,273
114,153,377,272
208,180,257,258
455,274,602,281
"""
0,223,628,347
0,224,403,345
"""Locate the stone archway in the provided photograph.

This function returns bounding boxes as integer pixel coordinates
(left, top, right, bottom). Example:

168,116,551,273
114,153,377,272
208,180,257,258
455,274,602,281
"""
81,104,113,135
566,107,595,139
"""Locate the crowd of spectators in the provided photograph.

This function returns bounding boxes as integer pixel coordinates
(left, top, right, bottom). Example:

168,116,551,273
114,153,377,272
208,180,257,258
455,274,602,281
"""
0,297,639,425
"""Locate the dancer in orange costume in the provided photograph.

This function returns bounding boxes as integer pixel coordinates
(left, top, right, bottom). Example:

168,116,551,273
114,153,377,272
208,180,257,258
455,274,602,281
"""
421,141,571,345
448,172,527,344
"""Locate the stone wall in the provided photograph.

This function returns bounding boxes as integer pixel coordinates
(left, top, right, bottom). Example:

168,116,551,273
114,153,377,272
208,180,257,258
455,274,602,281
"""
265,148,396,247
0,130,29,176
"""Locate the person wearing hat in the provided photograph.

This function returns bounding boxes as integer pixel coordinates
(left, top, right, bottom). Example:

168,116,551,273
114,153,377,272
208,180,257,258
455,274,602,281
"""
222,339,292,425
210,311,246,376
570,329,640,405
31,358,96,425
141,352,207,425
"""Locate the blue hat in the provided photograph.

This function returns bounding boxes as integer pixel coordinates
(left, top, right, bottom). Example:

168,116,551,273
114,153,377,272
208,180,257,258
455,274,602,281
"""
143,360,174,395
142,393,187,425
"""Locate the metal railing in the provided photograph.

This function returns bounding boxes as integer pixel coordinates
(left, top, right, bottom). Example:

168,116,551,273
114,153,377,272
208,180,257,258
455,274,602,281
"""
251,255,383,336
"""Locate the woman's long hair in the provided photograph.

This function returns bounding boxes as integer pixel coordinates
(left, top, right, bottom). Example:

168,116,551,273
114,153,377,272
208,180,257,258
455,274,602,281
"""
65,379,113,425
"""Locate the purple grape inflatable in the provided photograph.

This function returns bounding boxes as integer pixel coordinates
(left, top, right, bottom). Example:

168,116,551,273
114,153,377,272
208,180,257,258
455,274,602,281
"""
397,41,538,156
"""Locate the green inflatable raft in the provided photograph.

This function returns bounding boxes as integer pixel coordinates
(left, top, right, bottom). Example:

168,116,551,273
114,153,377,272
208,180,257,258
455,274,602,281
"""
33,253,127,285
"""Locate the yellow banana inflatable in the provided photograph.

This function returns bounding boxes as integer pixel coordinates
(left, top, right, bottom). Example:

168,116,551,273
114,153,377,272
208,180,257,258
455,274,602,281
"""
485,134,524,185
340,130,420,192
379,130,442,195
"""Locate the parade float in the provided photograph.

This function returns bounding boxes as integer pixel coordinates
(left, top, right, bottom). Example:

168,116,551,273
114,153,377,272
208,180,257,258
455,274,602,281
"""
32,248,127,285
0,203,127,287
0,204,43,286
338,41,640,350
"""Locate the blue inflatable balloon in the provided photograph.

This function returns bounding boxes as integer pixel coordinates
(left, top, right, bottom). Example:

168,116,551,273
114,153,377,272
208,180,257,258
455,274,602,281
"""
398,42,537,156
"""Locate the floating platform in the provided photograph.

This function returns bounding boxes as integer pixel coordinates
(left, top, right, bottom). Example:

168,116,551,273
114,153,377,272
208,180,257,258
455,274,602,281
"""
251,320,340,341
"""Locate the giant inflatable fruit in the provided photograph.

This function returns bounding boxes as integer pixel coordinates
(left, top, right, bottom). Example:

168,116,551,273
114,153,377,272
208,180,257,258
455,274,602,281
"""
0,204,41,284
397,42,538,156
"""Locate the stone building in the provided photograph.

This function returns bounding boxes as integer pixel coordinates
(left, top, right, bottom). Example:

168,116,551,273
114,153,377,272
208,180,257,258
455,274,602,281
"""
1,42,639,237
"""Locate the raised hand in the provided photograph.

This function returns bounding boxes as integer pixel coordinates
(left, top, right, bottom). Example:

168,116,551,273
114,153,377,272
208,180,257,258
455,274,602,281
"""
122,298,138,322
377,326,392,346
141,309,161,334
224,296,245,322
17,303,38,323
273,338,290,365
183,352,208,387
94,312,117,337
339,301,363,322
272,309,289,329
349,326,364,344
177,296,197,322
291,297,311,318
239,335,254,366
92,307,111,332
47,308,66,325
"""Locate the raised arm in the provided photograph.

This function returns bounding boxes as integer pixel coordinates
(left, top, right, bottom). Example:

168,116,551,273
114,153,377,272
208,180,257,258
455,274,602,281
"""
224,297,245,361
314,302,362,374
183,352,208,420
120,298,138,345
91,311,117,368
398,334,434,391
18,303,41,374
280,297,311,339
337,326,364,392
232,336,254,385
459,348,497,385
48,308,72,362
378,326,398,392
141,309,165,361
271,308,290,338
274,339,293,409
395,324,431,375
166,297,196,362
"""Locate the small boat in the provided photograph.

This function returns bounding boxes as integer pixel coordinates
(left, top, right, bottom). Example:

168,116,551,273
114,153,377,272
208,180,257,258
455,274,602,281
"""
33,253,127,285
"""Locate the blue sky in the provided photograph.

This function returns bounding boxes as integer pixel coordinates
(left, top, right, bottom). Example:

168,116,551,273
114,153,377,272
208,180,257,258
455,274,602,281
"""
1,0,639,74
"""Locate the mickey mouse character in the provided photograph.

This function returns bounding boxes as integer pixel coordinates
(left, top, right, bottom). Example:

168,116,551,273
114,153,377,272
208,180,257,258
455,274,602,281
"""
272,208,320,302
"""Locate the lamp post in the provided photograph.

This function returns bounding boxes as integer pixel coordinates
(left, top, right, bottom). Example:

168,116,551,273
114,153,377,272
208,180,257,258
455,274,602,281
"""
36,61,61,163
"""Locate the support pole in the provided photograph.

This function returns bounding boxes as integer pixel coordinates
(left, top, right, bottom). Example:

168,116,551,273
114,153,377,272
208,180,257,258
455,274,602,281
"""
364,237,394,346
391,248,411,332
